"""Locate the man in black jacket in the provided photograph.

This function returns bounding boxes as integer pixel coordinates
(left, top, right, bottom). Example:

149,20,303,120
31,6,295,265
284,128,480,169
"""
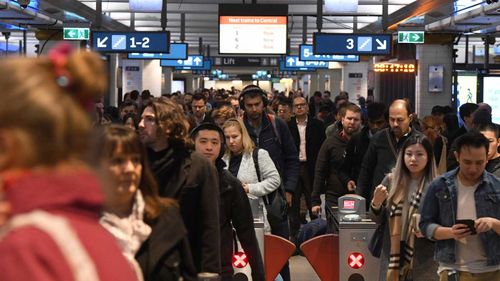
240,84,299,281
341,102,387,192
356,99,422,208
311,103,362,232
287,96,326,240
191,123,264,281
139,98,220,275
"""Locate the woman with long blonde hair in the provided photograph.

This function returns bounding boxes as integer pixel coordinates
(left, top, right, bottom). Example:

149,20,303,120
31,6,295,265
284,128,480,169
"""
222,118,281,232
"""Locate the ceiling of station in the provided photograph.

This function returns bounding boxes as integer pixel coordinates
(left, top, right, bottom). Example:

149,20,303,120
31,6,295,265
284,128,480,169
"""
0,0,499,53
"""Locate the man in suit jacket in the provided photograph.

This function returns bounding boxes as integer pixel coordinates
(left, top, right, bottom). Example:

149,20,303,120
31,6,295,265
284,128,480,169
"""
287,96,326,240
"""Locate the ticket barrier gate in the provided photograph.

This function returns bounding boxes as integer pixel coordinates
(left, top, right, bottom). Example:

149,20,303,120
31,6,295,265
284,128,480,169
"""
338,195,380,281
233,197,295,281
300,195,380,281
233,197,265,281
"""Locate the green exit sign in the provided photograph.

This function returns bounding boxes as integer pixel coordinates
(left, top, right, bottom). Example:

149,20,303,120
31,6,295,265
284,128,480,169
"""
63,27,90,40
398,31,425,44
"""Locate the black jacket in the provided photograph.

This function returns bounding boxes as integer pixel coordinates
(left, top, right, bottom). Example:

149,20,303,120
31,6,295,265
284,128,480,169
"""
287,117,326,183
217,161,265,281
340,126,371,186
147,144,221,274
244,113,300,194
136,206,197,281
311,132,350,206
356,128,422,207
486,156,500,178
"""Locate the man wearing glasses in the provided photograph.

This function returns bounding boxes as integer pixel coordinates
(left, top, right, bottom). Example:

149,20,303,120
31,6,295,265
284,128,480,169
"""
287,97,326,240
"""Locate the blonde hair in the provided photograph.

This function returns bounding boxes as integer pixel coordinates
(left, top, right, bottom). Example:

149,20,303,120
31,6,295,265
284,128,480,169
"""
211,105,236,120
0,50,107,169
222,118,254,157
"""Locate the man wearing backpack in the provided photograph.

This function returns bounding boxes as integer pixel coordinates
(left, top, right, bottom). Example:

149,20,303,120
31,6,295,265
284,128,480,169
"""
239,84,300,281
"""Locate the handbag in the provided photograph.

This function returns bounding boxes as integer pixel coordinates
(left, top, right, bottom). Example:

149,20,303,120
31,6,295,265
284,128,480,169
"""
251,148,288,227
368,208,386,258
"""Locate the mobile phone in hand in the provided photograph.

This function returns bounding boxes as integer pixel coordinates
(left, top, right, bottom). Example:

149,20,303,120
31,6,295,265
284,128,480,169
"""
455,219,477,235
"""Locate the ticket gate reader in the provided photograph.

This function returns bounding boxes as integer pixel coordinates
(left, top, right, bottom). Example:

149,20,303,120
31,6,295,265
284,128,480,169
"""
337,195,380,281
233,197,265,281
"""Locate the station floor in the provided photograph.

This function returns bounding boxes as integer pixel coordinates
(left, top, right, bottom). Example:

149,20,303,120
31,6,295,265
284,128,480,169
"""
289,256,320,281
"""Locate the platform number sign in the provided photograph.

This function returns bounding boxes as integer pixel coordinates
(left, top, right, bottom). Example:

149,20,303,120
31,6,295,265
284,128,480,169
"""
348,252,364,269
92,31,170,53
314,33,392,55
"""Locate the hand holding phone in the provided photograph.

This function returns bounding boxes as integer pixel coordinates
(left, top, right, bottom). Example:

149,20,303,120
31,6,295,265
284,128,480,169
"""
455,219,477,235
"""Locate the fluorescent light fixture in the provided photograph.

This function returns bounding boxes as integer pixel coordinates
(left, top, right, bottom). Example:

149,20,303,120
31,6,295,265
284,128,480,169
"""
129,0,162,12
324,0,358,13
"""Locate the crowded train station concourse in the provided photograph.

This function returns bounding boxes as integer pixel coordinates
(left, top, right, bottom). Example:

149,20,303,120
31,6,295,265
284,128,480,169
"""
0,0,499,281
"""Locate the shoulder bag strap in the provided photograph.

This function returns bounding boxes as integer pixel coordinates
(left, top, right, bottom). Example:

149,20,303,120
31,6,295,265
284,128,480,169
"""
252,148,261,182
385,129,398,158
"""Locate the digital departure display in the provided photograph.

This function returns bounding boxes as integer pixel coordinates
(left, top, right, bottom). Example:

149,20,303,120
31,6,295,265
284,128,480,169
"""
218,4,288,55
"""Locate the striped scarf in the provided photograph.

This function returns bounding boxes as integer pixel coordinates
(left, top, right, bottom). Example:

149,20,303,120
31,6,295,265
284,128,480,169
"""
387,179,425,281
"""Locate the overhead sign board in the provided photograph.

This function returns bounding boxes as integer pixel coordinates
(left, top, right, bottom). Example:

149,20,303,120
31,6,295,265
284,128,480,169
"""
174,60,212,71
213,56,279,67
284,56,329,69
314,33,392,55
92,31,170,53
128,43,188,60
63,27,89,40
398,31,424,44
299,44,360,62
160,55,204,67
279,60,315,72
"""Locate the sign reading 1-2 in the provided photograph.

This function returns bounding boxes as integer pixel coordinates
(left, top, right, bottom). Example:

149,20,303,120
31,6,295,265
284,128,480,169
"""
92,31,170,53
313,33,392,55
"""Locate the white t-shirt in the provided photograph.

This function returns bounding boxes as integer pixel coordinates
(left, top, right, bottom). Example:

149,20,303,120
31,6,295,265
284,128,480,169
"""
438,177,500,274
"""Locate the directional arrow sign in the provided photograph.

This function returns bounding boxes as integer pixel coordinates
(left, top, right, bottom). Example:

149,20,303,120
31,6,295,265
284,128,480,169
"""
398,31,425,44
284,56,329,69
128,43,188,60
160,55,205,67
63,27,89,40
299,44,360,62
314,33,392,55
92,31,170,53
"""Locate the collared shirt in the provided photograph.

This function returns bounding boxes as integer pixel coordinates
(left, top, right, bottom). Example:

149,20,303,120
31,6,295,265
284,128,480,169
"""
297,117,308,162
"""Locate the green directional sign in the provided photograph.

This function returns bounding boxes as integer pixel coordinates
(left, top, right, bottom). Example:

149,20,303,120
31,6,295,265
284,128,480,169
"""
398,31,425,44
63,27,90,40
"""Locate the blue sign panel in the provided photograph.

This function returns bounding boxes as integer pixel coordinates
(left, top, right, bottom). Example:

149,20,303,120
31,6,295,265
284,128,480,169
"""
174,60,211,71
128,43,188,60
299,45,359,62
313,33,392,55
284,56,329,69
279,60,315,72
160,55,204,67
92,31,170,53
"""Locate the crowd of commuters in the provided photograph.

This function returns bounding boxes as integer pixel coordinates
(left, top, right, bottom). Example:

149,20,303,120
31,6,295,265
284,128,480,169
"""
0,45,498,281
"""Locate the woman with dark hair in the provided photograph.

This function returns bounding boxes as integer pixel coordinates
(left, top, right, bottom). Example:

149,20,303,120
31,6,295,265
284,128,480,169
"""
371,135,438,281
123,112,139,130
98,125,196,281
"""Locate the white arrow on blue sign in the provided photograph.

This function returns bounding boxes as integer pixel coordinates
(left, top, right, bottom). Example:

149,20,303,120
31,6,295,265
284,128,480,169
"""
284,56,328,69
161,55,204,67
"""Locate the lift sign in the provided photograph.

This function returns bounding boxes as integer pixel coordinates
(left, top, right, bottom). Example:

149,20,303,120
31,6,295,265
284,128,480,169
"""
92,31,170,53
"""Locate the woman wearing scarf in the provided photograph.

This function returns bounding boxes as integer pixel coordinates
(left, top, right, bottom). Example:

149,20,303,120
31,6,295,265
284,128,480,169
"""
371,135,438,281
97,125,196,281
